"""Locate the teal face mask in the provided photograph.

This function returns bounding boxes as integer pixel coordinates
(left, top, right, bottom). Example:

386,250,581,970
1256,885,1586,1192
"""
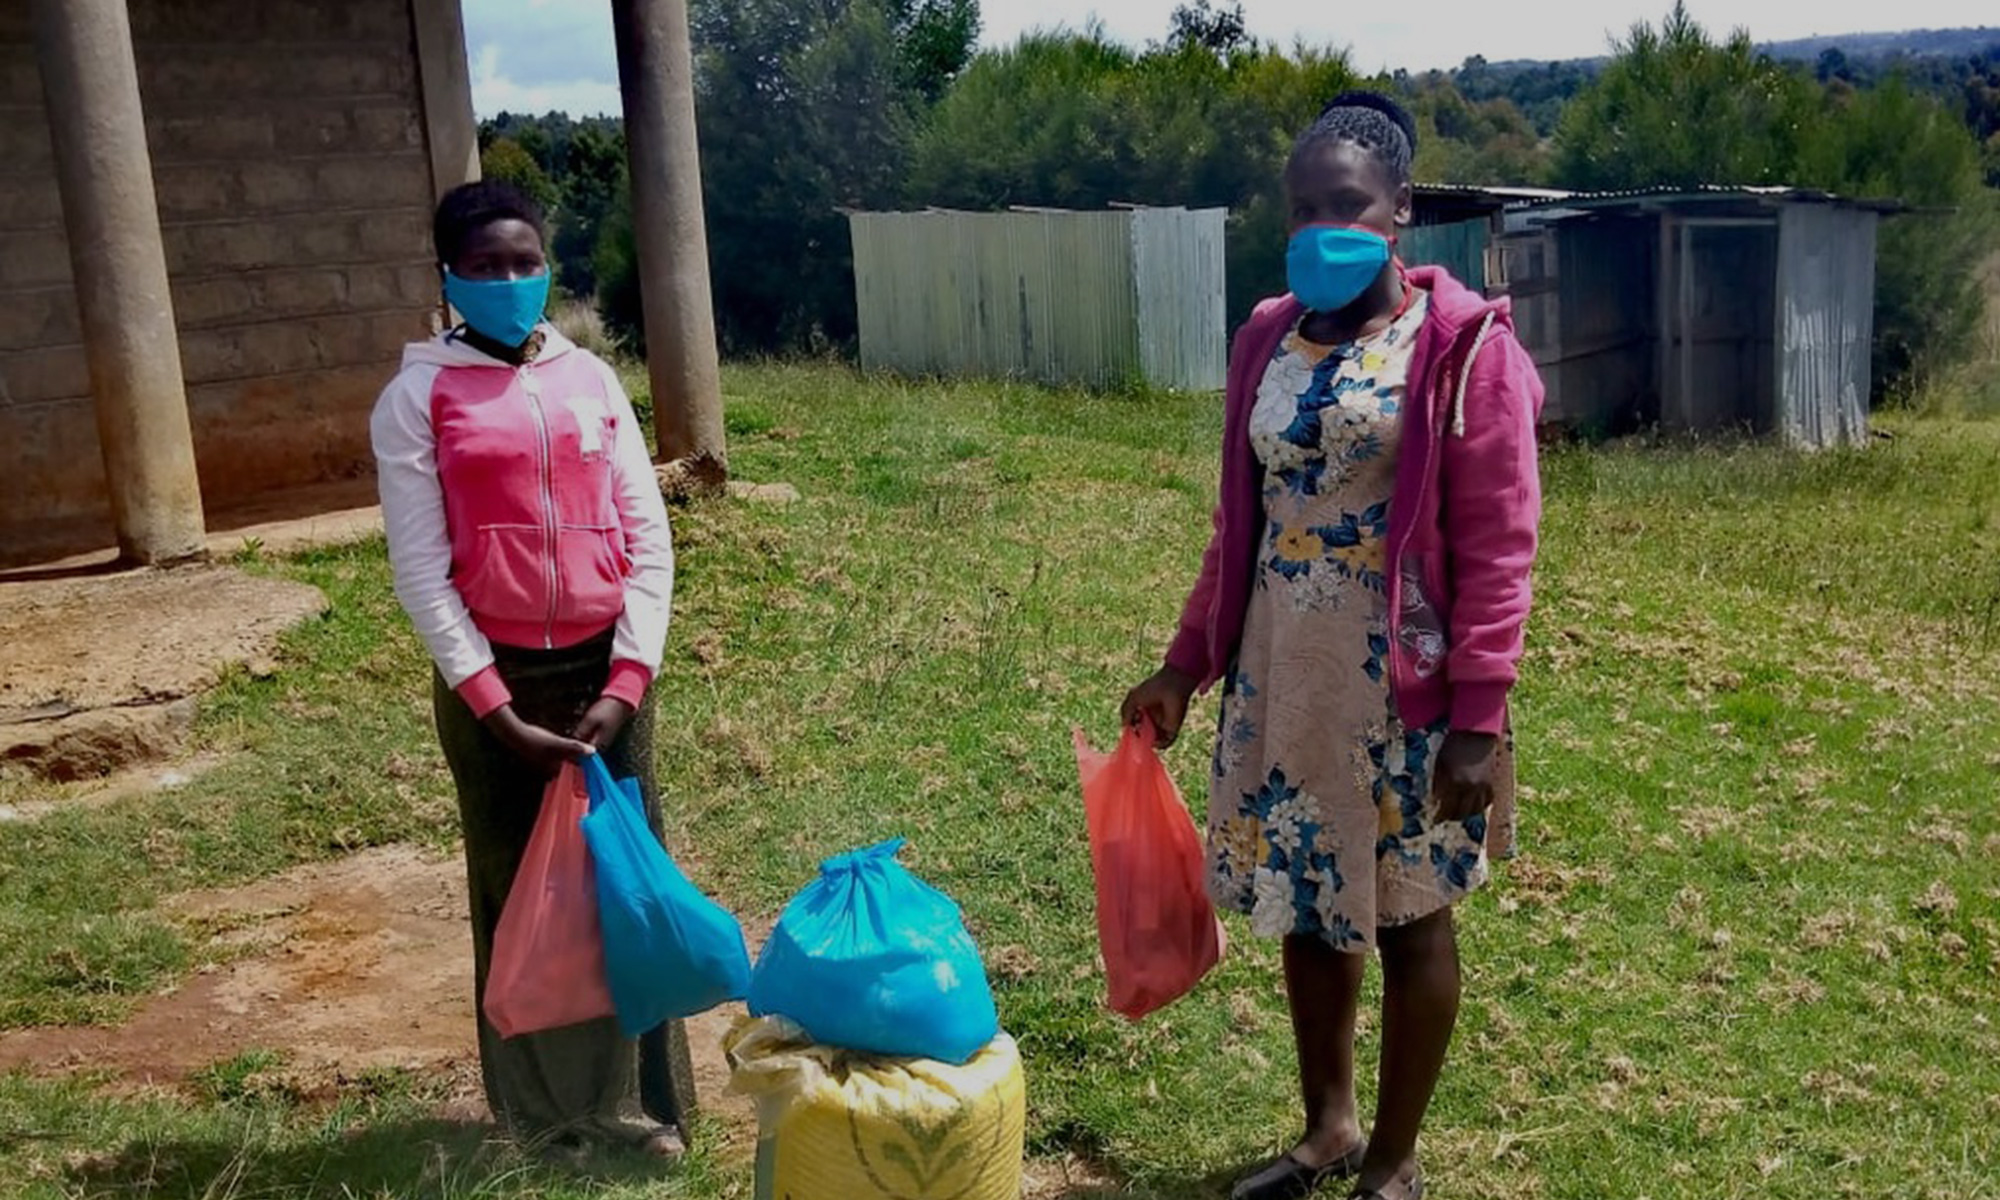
443,269,550,347
1285,225,1393,313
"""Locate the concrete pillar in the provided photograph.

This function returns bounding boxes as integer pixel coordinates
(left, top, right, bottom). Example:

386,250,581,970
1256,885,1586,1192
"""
410,0,481,203
611,0,727,489
32,0,206,564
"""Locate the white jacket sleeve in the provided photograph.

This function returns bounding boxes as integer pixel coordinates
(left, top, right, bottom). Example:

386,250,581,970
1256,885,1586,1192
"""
597,358,675,701
369,365,509,712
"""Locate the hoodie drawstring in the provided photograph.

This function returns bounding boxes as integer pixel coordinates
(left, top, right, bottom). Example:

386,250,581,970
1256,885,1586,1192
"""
1451,310,1498,439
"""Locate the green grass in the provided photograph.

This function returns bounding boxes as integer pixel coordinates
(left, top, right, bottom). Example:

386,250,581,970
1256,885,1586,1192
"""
0,1068,737,1199
3,363,1998,1198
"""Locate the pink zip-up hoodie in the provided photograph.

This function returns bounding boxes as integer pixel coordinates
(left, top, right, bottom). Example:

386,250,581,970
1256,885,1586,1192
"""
371,325,674,720
1164,265,1543,734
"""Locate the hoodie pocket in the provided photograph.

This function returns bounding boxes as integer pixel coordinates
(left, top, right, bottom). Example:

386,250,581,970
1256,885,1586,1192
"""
453,524,550,624
557,524,628,628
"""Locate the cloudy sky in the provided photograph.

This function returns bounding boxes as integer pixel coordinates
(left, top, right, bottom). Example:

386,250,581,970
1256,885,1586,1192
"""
464,0,1996,118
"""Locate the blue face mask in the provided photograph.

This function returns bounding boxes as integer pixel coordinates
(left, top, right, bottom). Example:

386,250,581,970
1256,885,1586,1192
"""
443,269,550,348
1285,225,1393,314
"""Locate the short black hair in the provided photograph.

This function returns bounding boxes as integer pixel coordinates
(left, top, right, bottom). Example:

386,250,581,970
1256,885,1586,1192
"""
1291,89,1418,187
433,180,547,268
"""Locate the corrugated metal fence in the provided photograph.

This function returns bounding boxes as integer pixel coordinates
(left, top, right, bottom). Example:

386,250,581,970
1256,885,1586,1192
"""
849,207,1227,391
1132,207,1229,391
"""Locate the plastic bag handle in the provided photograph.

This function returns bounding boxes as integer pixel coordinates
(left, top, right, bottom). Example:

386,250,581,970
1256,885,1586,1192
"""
1126,712,1159,754
581,751,621,813
817,836,907,876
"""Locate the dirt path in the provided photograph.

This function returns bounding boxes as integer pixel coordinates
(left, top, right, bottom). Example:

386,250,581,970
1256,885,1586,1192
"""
0,844,760,1143
0,843,1121,1194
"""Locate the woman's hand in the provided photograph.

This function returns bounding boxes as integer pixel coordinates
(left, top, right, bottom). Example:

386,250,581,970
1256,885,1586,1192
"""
1120,666,1198,748
1431,730,1498,822
482,704,594,775
573,697,635,751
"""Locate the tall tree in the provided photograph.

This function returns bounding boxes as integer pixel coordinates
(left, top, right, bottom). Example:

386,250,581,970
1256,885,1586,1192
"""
1554,2,1819,188
602,0,978,352
907,33,1139,211
1403,75,1551,185
890,0,981,101
477,114,628,298
909,28,1356,327
480,137,560,217
1801,77,1997,389
549,120,627,299
1166,1,1249,58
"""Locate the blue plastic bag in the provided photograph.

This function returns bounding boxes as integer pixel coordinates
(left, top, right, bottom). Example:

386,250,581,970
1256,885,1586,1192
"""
580,753,751,1036
748,838,999,1064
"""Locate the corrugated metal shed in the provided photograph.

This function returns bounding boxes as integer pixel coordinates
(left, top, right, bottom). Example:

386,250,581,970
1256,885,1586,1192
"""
848,206,1227,391
1509,184,1907,214
1464,185,1894,448
1413,183,1570,228
1404,220,1489,292
1776,204,1875,447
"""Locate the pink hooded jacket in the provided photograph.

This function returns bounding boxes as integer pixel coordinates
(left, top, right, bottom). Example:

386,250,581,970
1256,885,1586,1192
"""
1163,265,1543,735
371,326,674,720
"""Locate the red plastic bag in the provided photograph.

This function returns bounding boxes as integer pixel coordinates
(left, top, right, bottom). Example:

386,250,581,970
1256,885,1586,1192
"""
484,761,616,1038
1074,719,1225,1020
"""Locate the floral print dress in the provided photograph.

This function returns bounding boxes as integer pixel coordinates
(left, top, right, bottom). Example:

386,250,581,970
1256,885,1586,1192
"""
1207,292,1517,952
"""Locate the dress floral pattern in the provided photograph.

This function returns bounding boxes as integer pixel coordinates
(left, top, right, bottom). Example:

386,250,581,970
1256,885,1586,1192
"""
1207,293,1517,952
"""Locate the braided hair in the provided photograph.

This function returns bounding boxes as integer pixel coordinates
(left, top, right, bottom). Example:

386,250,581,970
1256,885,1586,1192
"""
1290,89,1418,187
432,180,547,269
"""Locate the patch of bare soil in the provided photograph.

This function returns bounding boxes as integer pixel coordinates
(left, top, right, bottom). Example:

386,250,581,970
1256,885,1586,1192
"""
0,845,765,1145
0,753,226,824
0,564,327,780
1021,1154,1126,1198
0,846,472,1094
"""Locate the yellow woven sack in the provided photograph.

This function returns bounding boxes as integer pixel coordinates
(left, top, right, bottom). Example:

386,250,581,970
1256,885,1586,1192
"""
724,1015,1026,1200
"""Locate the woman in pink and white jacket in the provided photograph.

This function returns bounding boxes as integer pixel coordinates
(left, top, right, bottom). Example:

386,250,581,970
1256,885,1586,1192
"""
371,180,683,1159
1123,94,1543,1200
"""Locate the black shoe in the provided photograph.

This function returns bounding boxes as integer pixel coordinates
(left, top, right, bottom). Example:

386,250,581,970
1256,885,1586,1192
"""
1230,1143,1368,1200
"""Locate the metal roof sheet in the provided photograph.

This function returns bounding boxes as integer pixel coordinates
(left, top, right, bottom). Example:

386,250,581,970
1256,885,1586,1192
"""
1503,183,1904,214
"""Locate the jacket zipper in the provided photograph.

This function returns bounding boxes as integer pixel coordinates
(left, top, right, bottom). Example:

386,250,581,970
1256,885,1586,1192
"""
521,366,560,649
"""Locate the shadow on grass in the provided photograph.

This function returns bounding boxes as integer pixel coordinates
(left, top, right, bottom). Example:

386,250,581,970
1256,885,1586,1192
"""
1027,1152,1271,1200
54,1125,1232,1199
57,1117,697,1199
1035,1171,1255,1199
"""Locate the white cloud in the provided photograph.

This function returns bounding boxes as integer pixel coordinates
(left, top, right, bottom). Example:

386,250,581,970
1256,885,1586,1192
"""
470,37,622,118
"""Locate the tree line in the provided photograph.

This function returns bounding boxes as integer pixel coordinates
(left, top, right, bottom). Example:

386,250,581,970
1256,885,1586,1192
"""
477,1,1999,397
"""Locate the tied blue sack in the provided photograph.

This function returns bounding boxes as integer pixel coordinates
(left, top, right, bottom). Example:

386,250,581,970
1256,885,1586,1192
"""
580,753,752,1036
748,838,999,1065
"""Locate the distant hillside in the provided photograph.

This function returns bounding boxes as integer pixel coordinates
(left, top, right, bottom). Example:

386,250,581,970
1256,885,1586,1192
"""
1758,27,2000,62
1442,26,2000,137
1477,25,2000,71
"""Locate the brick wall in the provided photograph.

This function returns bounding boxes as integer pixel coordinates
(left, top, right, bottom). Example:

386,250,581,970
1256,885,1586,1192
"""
0,0,440,542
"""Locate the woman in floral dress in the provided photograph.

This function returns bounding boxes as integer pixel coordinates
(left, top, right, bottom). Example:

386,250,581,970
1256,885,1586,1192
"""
1123,92,1544,1200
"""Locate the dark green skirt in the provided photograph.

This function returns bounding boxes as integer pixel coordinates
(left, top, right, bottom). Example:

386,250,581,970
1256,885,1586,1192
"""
432,629,695,1147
